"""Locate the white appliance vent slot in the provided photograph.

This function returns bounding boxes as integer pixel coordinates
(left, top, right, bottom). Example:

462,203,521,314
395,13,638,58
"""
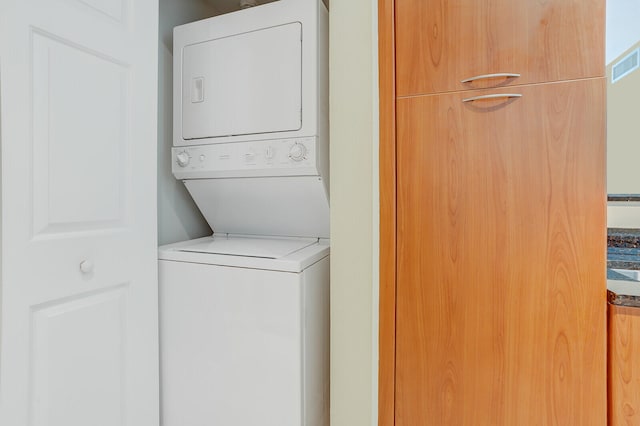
612,48,639,83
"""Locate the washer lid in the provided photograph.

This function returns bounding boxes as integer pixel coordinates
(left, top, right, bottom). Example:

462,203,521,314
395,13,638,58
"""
175,236,317,259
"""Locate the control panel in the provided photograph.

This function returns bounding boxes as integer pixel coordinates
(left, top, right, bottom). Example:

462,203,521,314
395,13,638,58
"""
172,137,319,179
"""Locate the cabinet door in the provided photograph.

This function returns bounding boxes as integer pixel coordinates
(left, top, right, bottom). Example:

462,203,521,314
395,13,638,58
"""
396,79,606,425
608,304,640,426
395,0,604,97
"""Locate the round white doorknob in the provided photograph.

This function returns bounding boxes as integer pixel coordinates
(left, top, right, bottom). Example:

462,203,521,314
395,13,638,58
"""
80,260,94,274
289,142,307,162
176,151,190,167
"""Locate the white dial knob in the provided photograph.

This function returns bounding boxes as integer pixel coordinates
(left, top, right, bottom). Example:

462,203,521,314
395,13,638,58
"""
289,143,307,162
176,151,190,167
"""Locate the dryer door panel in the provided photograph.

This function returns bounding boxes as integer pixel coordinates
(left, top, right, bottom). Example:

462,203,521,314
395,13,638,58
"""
182,22,302,140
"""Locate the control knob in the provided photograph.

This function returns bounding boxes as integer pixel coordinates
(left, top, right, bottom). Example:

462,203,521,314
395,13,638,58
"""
265,145,275,160
176,151,190,167
289,142,307,162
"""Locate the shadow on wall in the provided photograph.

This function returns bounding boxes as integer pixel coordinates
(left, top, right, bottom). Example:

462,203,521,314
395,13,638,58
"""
157,0,218,245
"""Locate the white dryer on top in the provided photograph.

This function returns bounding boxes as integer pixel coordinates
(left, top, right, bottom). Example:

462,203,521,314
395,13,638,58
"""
172,0,329,239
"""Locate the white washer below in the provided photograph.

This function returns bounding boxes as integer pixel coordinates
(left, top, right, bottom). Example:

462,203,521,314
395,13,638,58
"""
158,235,329,426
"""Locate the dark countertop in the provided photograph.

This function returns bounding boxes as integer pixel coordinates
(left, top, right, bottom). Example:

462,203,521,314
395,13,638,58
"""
608,228,640,307
608,228,640,249
608,284,640,307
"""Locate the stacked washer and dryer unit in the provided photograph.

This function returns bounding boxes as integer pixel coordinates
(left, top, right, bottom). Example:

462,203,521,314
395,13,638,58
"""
159,1,329,425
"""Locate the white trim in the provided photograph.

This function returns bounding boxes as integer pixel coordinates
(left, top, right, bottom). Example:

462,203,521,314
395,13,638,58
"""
371,0,380,424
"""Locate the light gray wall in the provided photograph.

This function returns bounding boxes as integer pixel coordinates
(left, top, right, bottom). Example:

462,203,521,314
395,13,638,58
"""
158,0,219,245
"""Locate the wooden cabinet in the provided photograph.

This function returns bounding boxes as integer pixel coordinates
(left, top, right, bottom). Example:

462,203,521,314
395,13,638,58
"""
395,0,605,97
394,79,606,425
609,304,640,425
380,0,607,423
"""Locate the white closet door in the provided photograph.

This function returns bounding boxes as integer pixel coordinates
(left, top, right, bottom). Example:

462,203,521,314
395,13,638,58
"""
0,0,159,425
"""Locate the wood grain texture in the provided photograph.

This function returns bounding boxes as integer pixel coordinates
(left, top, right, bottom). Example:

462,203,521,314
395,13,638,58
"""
395,0,605,97
395,79,607,425
609,305,640,426
378,0,397,424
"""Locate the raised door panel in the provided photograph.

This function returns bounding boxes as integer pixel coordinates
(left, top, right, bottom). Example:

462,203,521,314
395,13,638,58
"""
395,0,605,97
32,31,129,235
31,287,128,426
608,304,640,426
395,79,606,425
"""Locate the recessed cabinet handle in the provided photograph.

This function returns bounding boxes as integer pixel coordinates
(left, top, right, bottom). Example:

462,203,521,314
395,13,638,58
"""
462,93,523,103
460,73,521,83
